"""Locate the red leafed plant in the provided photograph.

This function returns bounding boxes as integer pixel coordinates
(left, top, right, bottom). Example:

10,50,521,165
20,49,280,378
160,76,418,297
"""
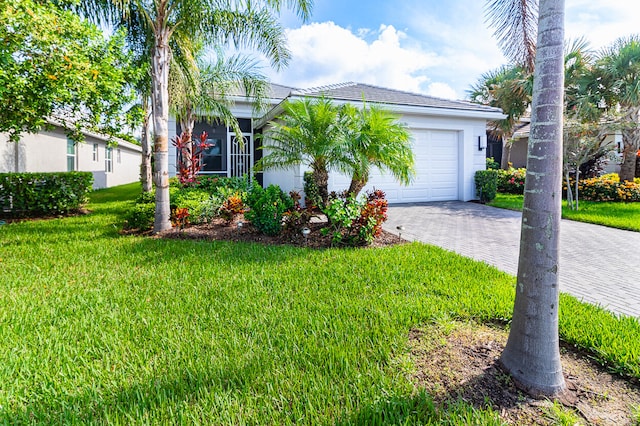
354,189,388,245
172,207,190,229
171,131,212,185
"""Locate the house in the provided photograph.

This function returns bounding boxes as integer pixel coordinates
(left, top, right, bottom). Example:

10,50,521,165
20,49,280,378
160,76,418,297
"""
0,120,142,189
490,118,622,174
169,82,505,203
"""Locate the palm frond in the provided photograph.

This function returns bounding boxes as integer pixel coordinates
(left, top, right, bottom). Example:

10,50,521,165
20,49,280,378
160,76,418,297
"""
485,0,538,71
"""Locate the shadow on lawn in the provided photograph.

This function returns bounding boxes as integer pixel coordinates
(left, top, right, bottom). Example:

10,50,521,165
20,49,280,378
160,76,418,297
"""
3,361,260,423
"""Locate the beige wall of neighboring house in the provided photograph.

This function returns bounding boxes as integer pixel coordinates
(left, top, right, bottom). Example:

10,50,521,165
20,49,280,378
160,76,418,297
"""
0,125,142,189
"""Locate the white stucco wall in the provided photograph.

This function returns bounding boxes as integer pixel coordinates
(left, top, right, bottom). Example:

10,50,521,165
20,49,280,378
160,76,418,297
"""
0,127,141,189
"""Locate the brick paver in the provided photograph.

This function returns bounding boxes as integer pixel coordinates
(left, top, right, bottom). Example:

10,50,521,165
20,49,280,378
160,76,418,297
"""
384,201,640,318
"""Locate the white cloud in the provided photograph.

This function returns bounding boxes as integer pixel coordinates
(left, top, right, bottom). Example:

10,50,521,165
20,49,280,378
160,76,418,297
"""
266,22,447,96
426,82,458,100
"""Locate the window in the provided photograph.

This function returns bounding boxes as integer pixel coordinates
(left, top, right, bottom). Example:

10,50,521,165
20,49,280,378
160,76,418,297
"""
92,144,99,162
117,148,121,164
105,147,113,173
67,138,76,171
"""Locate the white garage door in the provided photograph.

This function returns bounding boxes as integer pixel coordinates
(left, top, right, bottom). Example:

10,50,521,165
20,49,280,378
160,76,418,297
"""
359,129,460,203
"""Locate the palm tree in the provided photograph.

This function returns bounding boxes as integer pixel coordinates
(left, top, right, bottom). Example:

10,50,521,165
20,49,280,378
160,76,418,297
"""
257,97,346,206
468,65,532,168
339,103,415,197
169,48,271,170
78,0,312,232
597,36,640,182
487,0,567,396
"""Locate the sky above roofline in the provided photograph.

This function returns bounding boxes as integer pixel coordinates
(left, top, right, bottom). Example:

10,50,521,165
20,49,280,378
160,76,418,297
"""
242,0,638,102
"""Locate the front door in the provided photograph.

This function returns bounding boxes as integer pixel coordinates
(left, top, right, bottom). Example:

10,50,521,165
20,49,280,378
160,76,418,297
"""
228,133,253,178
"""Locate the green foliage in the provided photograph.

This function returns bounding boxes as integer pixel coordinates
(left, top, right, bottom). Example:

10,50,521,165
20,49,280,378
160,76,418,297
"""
486,157,500,170
1,183,640,423
0,172,93,217
123,202,155,230
245,184,294,236
303,171,321,208
339,103,415,196
474,170,498,203
320,190,389,246
574,174,640,202
497,168,527,194
321,193,364,245
0,0,138,142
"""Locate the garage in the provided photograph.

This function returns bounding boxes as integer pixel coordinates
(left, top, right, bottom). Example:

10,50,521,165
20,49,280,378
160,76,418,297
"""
329,129,460,204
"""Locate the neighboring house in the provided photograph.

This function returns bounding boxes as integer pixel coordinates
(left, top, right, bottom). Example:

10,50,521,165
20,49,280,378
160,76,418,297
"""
490,119,622,174
169,82,505,203
0,120,142,189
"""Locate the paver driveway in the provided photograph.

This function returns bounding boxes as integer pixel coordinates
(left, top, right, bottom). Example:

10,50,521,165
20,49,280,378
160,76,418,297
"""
384,201,640,318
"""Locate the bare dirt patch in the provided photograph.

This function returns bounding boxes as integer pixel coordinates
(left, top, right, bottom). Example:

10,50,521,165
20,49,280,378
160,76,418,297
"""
408,322,640,425
156,216,406,249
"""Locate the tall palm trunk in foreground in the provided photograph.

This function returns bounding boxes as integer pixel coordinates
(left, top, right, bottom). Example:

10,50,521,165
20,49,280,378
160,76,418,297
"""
499,0,567,396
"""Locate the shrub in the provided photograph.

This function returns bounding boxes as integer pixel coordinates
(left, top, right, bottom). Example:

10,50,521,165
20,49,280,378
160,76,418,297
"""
574,175,640,202
320,193,363,246
475,170,498,203
170,188,212,224
282,191,315,237
220,193,245,223
303,171,321,209
486,157,500,170
124,202,155,230
497,168,526,194
0,172,93,218
245,184,294,236
352,189,389,245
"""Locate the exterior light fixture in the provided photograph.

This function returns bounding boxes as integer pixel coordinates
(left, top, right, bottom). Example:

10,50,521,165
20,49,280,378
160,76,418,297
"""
237,221,244,230
478,136,487,151
396,225,405,240
301,227,311,244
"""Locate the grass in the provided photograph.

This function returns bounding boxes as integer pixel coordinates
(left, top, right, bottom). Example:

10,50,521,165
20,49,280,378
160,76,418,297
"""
1,183,639,424
488,193,640,232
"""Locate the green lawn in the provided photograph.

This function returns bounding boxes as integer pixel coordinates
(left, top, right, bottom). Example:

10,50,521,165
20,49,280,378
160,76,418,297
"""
489,193,640,232
1,183,639,424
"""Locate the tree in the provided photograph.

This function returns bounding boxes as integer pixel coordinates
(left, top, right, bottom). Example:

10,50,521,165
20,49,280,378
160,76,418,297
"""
0,0,137,142
169,49,270,177
487,0,567,396
597,36,640,182
339,103,415,197
257,97,346,207
468,65,532,168
78,0,312,233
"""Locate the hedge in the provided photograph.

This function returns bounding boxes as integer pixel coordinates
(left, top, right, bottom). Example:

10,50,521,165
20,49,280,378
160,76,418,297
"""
0,172,93,218
573,174,640,202
474,170,498,203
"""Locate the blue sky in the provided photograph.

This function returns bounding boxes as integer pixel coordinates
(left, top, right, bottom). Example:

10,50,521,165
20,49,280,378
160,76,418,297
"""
256,0,639,100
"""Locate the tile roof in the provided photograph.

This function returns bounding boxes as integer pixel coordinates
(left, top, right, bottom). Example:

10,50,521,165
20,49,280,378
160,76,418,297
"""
288,82,502,113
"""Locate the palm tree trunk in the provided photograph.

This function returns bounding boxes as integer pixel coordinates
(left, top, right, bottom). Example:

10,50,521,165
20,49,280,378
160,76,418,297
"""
313,166,330,207
348,175,368,197
500,0,566,397
140,98,153,193
619,106,640,182
151,28,172,233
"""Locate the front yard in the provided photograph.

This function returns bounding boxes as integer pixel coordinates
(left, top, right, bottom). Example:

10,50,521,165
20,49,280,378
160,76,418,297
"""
1,183,639,424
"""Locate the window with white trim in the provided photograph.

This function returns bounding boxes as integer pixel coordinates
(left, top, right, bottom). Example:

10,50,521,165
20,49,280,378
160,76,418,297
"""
105,147,113,173
66,138,76,171
93,144,99,162
117,148,121,164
